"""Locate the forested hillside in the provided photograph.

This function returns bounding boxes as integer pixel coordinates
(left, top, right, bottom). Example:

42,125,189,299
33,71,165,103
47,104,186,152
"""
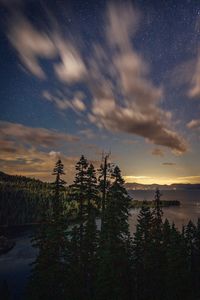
0,172,53,225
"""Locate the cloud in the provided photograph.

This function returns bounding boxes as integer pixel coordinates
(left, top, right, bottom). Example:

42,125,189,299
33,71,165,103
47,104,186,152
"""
152,148,164,157
42,90,86,112
49,151,61,159
79,128,95,139
187,119,200,130
162,162,176,166
53,35,87,83
7,15,87,82
8,15,56,78
188,50,200,98
87,3,187,154
0,121,79,148
0,144,79,182
0,122,101,182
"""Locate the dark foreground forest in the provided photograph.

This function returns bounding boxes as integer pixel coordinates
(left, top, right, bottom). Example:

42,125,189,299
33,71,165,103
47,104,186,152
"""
1,156,200,300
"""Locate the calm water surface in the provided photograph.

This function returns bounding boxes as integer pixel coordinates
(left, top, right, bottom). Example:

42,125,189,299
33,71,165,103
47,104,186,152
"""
1,190,200,299
129,190,200,233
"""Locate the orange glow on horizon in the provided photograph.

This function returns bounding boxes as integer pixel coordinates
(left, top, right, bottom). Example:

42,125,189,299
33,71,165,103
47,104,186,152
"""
123,175,200,185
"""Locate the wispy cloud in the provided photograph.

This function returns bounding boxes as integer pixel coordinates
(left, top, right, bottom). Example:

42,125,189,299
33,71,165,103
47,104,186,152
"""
7,14,87,82
187,119,200,130
0,144,79,182
42,90,86,112
188,49,200,98
152,148,164,157
162,162,176,166
8,15,56,79
0,121,79,148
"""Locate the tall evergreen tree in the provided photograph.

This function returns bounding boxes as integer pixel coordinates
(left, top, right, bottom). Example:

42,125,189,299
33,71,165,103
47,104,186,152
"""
133,202,154,300
96,165,131,300
193,218,200,298
83,163,99,299
27,159,67,300
98,153,112,228
52,159,66,219
164,222,190,300
70,155,89,253
149,189,165,300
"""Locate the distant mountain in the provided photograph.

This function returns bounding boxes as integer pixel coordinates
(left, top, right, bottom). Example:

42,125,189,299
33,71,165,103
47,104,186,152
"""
125,182,200,191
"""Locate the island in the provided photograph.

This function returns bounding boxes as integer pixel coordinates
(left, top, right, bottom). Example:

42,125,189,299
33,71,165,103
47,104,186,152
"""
131,200,181,208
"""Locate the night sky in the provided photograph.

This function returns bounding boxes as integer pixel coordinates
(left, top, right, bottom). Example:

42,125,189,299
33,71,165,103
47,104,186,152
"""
0,0,200,184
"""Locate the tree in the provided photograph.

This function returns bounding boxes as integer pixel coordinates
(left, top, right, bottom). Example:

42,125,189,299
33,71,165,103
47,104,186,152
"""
133,202,154,300
27,159,67,300
98,153,112,228
96,165,132,300
148,189,165,300
70,155,89,253
83,163,99,299
52,159,66,219
164,222,190,300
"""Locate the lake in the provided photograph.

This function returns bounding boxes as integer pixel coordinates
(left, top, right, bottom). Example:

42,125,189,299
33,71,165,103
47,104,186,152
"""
129,190,200,233
1,189,200,299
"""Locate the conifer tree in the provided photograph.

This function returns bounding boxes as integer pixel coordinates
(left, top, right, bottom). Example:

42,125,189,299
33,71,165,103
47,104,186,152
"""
83,163,99,299
27,159,67,300
149,189,165,300
133,201,154,300
193,218,200,298
70,155,89,253
96,165,131,300
68,156,91,299
164,222,190,300
98,153,112,228
52,159,66,219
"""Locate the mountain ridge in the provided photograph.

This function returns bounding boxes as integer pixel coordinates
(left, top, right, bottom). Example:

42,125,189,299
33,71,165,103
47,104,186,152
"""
125,182,200,190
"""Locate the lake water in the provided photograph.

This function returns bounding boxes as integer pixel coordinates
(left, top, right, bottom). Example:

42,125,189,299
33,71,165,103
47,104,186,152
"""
1,190,200,299
129,190,200,233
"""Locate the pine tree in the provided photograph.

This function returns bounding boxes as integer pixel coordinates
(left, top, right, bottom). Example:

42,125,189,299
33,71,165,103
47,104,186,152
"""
98,153,112,228
27,159,67,300
83,163,99,299
70,155,89,254
96,165,131,300
164,222,190,300
52,159,66,220
68,156,92,299
148,189,165,300
193,218,200,298
133,201,154,300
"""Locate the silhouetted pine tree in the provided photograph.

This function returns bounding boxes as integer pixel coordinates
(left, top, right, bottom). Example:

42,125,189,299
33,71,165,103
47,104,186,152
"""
96,165,131,300
83,163,99,299
70,155,89,255
164,222,190,300
148,189,165,300
27,159,67,300
68,156,92,299
193,218,200,298
133,201,154,300
52,159,66,219
98,153,112,229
